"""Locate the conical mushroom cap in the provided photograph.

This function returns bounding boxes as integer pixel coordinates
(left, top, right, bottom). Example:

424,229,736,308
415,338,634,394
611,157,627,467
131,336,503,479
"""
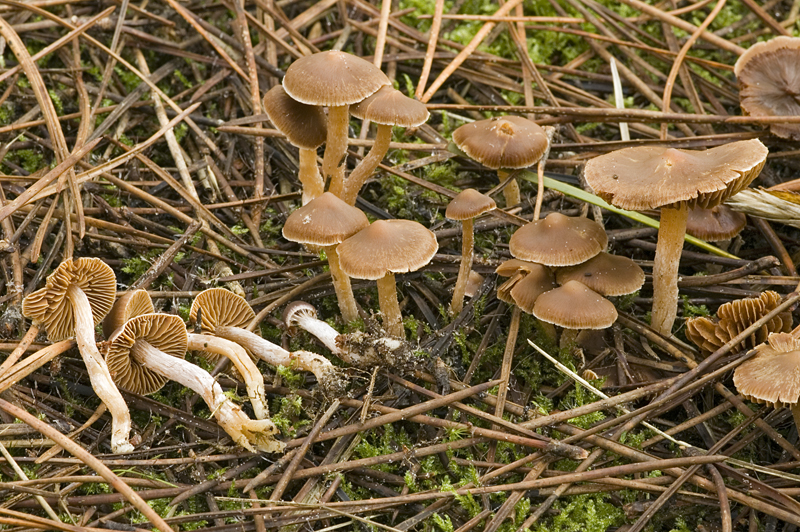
734,332,800,407
685,204,747,242
263,85,327,149
105,313,188,395
23,258,116,342
509,212,607,267
452,116,548,169
282,50,390,107
350,85,429,127
337,219,438,280
103,289,155,338
555,252,645,296
533,281,618,329
283,192,369,246
446,188,497,221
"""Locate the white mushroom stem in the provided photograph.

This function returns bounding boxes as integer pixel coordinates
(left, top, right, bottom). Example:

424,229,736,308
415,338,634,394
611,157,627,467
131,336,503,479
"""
343,124,392,205
450,217,474,316
325,245,360,323
377,273,404,338
66,284,133,454
651,203,688,336
299,148,324,205
498,169,520,208
324,105,350,198
186,333,269,421
130,339,283,453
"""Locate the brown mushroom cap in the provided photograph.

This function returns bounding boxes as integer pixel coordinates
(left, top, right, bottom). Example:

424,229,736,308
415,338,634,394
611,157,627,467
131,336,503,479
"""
555,252,645,296
507,266,557,313
583,140,768,211
262,85,327,149
105,313,188,395
734,37,800,140
685,204,747,241
190,288,255,334
282,192,369,246
282,50,390,107
103,289,155,338
452,116,548,169
734,332,800,407
496,258,543,277
445,188,497,221
509,212,608,267
337,219,438,280
23,258,116,342
350,85,429,127
533,280,618,329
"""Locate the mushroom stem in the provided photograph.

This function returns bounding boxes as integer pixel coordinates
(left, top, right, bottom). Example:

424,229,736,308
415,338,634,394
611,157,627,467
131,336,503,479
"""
377,273,404,338
130,339,283,453
67,284,133,454
343,124,392,205
324,105,350,198
186,333,269,421
499,169,521,208
325,245,360,323
298,148,324,205
450,218,474,315
651,203,689,336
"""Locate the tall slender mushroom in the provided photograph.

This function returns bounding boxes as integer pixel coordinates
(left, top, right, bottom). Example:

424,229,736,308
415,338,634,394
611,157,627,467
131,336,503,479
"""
282,51,389,198
106,313,284,453
22,258,133,453
337,220,438,338
584,139,768,335
282,193,369,323
262,85,327,205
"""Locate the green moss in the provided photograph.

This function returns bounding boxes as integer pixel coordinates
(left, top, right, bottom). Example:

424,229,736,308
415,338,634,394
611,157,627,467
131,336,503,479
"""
529,494,625,532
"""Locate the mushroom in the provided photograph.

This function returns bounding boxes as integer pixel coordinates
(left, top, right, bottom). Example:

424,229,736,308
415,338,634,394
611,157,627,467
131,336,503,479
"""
344,86,429,205
22,258,133,453
509,212,607,267
191,289,344,396
337,219,438,338
452,116,549,208
445,188,496,315
106,313,283,453
734,37,800,140
533,280,618,330
584,139,768,335
282,192,369,323
685,204,746,242
102,289,154,338
734,332,800,430
282,51,389,198
555,252,645,297
262,85,327,205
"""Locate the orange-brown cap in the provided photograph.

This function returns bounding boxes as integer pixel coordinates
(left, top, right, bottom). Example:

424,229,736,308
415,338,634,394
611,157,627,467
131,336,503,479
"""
350,85,429,127
337,219,438,280
555,252,645,296
533,280,617,329
103,289,154,338
105,313,188,395
509,212,607,267
734,332,800,407
452,116,549,169
282,192,369,246
23,258,116,342
263,85,327,149
734,37,800,140
190,288,255,333
282,50,390,107
446,188,497,221
583,140,768,211
685,205,747,241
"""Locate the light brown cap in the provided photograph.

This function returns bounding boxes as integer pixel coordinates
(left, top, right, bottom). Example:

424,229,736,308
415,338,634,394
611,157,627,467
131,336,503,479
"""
464,271,485,298
282,50,390,107
350,85,429,127
734,332,800,407
282,192,369,246
583,140,768,211
23,258,116,342
734,37,800,140
509,212,607,267
452,116,548,169
533,280,618,329
685,204,747,241
103,289,155,338
106,313,188,395
446,188,497,221
508,266,557,313
555,252,645,296
190,288,255,333
263,85,327,149
337,219,438,280
495,259,542,277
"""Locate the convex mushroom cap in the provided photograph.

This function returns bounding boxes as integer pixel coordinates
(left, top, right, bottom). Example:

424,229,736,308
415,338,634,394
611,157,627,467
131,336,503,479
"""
685,205,747,242
282,192,369,246
509,212,607,267
103,289,154,338
555,252,645,296
263,85,327,149
452,116,548,170
734,332,800,408
446,188,497,221
495,260,556,313
533,280,618,330
350,85,429,128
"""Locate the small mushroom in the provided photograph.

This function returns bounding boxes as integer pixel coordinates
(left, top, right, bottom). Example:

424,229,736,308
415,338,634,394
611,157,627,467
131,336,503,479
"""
509,212,607,267
23,258,133,454
106,313,283,453
555,252,645,297
445,188,496,315
533,280,618,330
103,289,154,338
337,220,438,338
685,205,747,242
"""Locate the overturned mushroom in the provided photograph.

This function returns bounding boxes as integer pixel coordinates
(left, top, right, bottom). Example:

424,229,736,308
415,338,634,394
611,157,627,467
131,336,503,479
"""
103,289,155,338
